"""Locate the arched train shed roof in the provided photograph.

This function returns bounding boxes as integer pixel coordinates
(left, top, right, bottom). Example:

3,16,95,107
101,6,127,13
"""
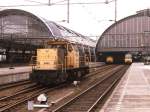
96,9,150,53
0,9,95,51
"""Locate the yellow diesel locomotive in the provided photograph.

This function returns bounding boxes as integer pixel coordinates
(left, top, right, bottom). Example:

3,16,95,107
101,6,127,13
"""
30,39,95,85
106,56,114,63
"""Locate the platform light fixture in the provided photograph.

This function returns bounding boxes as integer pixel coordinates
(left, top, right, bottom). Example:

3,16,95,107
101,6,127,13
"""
56,20,67,22
48,0,51,5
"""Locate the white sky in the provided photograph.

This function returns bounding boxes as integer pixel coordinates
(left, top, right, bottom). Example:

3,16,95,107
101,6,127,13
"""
0,0,150,40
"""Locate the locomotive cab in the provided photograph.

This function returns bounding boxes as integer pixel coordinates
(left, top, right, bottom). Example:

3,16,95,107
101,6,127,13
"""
33,41,80,71
35,48,65,70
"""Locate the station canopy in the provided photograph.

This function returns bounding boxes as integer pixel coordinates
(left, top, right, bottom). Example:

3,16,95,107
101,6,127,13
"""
96,9,150,53
0,9,95,52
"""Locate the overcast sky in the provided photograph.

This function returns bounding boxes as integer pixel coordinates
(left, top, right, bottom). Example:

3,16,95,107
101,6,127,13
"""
0,0,150,40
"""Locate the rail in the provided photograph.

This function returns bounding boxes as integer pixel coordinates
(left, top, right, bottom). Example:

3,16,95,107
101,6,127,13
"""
52,65,129,112
87,66,129,112
0,80,31,90
0,83,68,112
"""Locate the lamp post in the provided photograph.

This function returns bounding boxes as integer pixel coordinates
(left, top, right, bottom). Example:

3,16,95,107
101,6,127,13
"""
67,0,70,23
114,0,117,22
105,0,117,22
48,0,51,5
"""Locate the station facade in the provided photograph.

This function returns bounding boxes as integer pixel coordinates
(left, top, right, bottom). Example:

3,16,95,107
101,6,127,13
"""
0,9,95,63
96,9,150,62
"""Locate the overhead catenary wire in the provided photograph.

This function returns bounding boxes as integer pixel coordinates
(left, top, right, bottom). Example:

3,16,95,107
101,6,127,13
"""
81,4,101,24
54,0,115,5
24,0,68,5
0,4,47,7
0,0,116,41
52,0,68,5
23,0,45,4
0,0,115,7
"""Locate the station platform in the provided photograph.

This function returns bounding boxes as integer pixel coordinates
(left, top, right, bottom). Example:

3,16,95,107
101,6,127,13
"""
101,63,150,112
0,66,32,85
0,66,32,76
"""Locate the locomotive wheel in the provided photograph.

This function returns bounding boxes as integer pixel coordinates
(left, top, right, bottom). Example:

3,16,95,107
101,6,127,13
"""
85,69,89,74
56,72,68,84
63,73,68,81
81,71,85,77
61,73,68,82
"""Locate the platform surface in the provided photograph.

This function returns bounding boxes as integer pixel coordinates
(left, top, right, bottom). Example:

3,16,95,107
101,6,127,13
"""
0,66,32,75
101,63,150,112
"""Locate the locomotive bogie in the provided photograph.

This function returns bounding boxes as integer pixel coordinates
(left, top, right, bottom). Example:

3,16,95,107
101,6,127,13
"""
30,67,89,85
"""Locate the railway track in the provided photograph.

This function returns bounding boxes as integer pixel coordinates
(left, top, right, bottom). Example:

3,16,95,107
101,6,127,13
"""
0,64,123,112
0,80,38,100
0,83,69,112
52,65,129,112
85,64,118,78
0,84,43,112
0,64,109,92
0,80,32,91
